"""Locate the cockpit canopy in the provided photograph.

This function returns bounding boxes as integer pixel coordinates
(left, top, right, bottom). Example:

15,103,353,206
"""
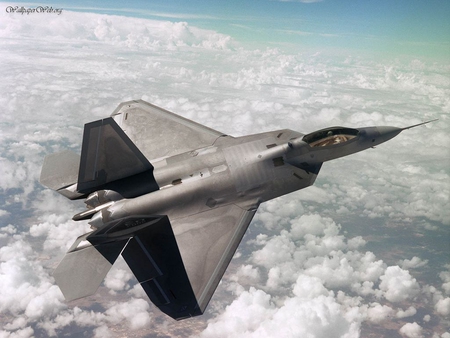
302,127,359,148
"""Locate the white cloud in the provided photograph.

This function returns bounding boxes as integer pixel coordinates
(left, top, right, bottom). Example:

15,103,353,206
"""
0,157,28,190
200,287,358,338
199,287,274,337
93,325,113,338
396,306,417,319
292,274,330,299
104,267,133,293
366,303,394,323
0,239,66,320
435,297,450,317
105,299,152,330
231,264,261,285
399,257,429,270
440,267,450,295
24,286,65,320
0,9,233,51
29,215,91,253
379,266,420,303
0,326,34,338
290,213,332,239
399,322,423,338
0,209,10,218
0,224,16,237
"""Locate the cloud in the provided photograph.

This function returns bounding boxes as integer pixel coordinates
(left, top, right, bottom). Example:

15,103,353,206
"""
230,264,261,285
0,209,10,218
104,266,133,293
29,214,91,253
379,266,420,303
396,306,417,319
292,274,330,298
398,257,428,270
105,299,152,330
200,287,358,338
399,322,423,338
0,237,66,321
0,9,233,51
440,266,450,295
435,297,450,317
366,303,394,323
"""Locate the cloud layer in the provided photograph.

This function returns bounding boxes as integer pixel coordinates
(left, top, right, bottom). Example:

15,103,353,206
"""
1,7,449,338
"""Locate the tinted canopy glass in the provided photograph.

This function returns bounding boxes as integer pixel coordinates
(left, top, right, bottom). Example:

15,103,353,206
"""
302,127,359,147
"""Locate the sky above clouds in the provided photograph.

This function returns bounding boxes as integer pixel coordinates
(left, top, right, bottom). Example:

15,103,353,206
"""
0,1,449,338
6,0,450,58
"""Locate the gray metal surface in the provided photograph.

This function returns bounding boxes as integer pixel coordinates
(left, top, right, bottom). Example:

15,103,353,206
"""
111,100,226,161
171,204,257,312
53,233,124,301
40,150,80,193
120,216,201,319
77,117,158,196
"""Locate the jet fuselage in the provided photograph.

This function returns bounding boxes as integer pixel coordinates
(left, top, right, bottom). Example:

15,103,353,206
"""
87,125,401,229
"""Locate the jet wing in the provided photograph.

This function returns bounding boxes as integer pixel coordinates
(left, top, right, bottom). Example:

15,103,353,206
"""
118,203,257,319
171,204,257,314
111,100,227,162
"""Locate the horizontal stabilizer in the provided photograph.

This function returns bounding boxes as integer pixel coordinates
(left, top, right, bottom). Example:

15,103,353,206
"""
40,150,81,199
53,233,127,301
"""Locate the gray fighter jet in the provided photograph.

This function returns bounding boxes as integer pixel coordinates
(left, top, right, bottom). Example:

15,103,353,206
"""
40,100,435,320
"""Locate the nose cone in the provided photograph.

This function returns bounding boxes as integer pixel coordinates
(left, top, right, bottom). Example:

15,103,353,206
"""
376,126,402,144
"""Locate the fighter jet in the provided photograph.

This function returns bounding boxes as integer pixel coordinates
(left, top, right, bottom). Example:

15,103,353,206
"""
40,100,435,320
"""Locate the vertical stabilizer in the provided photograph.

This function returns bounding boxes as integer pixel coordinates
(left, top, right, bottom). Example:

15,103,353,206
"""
77,118,155,194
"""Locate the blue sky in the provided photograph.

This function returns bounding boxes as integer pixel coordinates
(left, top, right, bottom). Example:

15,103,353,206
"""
7,0,450,58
